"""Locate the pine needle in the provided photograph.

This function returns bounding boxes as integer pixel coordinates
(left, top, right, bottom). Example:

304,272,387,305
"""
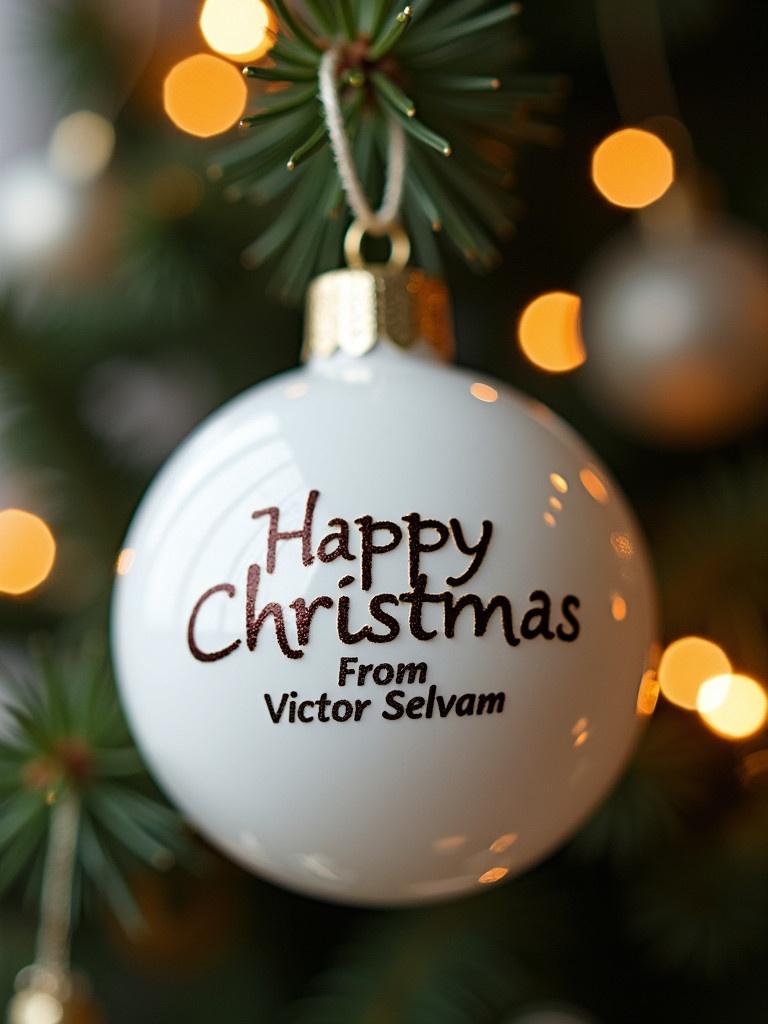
218,0,561,301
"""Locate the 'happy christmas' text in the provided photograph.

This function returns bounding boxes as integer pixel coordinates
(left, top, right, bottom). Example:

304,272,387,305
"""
187,490,582,662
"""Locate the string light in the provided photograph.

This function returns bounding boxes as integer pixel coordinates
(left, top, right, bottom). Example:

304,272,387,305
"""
591,128,674,209
48,111,115,183
657,636,731,711
697,674,768,740
0,509,56,595
199,0,274,62
518,291,585,373
163,55,247,138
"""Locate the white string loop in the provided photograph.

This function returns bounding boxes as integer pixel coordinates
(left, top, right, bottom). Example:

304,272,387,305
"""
319,47,406,234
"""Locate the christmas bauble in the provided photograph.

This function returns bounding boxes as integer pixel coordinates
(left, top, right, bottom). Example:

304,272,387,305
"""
580,220,768,446
112,267,656,905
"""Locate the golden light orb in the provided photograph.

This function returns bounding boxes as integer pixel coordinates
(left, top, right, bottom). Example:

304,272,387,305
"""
549,472,568,494
0,509,56,595
518,291,585,373
636,669,660,717
199,0,275,62
658,636,731,711
697,673,768,741
478,867,509,885
591,128,674,209
48,110,115,183
115,548,135,576
163,54,247,138
579,466,609,505
470,382,498,403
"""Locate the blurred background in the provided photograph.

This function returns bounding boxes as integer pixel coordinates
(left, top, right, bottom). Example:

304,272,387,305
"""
2,0,768,1021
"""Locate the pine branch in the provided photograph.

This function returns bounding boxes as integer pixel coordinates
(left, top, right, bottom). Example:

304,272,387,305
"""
0,639,191,931
215,0,561,301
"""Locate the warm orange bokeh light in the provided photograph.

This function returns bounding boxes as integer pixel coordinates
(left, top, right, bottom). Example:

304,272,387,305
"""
163,55,247,138
0,509,56,595
611,593,627,621
658,636,731,711
489,833,518,854
550,472,568,494
199,0,275,62
579,467,609,505
518,291,585,373
610,532,633,559
636,669,660,717
591,128,674,209
116,548,135,576
470,382,498,403
478,867,509,884
697,674,768,740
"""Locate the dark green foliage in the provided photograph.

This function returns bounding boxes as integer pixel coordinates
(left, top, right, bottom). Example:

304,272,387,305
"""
0,640,189,931
214,0,561,301
3,2,768,1020
653,457,768,680
287,893,547,1023
569,711,727,869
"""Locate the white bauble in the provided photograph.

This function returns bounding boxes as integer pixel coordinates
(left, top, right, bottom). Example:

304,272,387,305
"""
112,338,655,905
581,221,768,446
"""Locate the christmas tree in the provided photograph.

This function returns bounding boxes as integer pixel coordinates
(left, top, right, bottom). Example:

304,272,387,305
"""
2,1,768,1021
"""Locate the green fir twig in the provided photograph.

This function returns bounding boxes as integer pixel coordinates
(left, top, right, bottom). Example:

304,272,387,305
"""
217,0,561,301
0,640,190,931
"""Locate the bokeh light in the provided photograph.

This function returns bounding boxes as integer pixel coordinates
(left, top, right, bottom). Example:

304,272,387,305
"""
163,55,247,138
610,593,627,621
636,669,660,717
550,473,568,494
579,467,608,505
48,111,115,183
0,160,76,263
116,548,135,576
489,833,518,853
518,291,585,373
591,128,674,208
0,509,56,595
697,673,768,740
658,636,731,711
470,382,498,403
610,532,633,559
199,0,274,62
478,867,509,884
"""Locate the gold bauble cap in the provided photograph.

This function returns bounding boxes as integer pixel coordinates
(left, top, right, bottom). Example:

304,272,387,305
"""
303,222,453,361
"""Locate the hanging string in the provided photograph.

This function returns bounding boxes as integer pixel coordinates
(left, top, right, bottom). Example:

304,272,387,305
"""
319,46,406,233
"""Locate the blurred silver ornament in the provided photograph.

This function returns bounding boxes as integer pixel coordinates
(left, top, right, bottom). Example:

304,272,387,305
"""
580,219,768,446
